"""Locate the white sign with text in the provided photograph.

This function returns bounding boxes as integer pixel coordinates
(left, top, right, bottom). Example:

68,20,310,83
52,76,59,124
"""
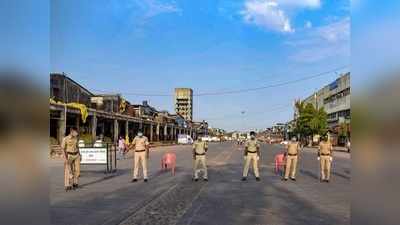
80,148,107,164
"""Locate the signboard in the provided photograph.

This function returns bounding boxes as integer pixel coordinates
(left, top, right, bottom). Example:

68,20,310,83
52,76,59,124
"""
80,147,107,164
329,79,339,90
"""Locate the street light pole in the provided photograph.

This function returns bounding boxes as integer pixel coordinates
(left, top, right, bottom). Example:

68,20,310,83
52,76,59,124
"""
241,111,245,135
314,92,318,110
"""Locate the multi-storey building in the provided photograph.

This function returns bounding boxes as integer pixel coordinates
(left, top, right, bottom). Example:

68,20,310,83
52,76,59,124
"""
174,88,193,121
302,72,350,144
50,72,94,107
49,73,202,157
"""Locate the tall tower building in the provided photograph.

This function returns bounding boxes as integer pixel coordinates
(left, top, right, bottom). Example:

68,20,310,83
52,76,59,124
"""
175,88,193,121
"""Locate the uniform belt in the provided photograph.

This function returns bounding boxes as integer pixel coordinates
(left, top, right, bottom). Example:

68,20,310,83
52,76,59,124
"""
135,150,146,152
195,153,205,156
67,152,79,155
288,153,297,156
321,153,330,156
247,151,257,153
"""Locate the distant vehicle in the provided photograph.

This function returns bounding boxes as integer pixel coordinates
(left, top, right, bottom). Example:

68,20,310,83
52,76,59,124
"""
78,140,85,148
201,136,211,142
211,137,221,142
347,140,351,153
280,140,289,145
268,138,282,144
94,140,103,147
178,134,194,145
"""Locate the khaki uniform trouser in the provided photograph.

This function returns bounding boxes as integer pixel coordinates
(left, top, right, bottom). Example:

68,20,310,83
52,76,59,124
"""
64,154,80,187
133,151,148,179
284,155,298,179
320,155,331,180
243,153,260,178
193,155,208,179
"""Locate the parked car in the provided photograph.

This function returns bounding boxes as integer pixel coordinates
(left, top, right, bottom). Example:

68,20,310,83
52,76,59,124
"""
211,137,221,142
93,140,103,147
201,136,211,142
280,140,289,145
78,140,85,148
178,134,194,145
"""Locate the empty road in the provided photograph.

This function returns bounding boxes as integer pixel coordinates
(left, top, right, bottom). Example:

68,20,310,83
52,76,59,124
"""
50,142,351,225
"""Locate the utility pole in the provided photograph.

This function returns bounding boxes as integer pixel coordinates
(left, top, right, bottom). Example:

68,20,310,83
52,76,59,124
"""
314,92,318,110
241,111,246,136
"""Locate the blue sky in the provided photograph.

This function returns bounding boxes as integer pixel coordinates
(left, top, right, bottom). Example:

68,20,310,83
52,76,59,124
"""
50,0,350,131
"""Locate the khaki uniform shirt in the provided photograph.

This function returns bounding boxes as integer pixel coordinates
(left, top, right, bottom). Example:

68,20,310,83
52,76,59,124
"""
61,135,78,153
193,140,208,155
287,141,299,155
319,141,333,155
132,136,149,151
245,139,260,153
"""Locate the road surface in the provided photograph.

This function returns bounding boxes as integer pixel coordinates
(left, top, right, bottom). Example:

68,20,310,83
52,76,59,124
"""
50,142,350,225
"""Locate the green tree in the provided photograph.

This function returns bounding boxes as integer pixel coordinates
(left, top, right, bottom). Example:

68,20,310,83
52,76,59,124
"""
310,107,328,136
338,122,349,137
294,102,328,141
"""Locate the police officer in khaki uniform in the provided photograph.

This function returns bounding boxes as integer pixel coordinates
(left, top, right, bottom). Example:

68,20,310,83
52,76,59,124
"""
61,127,80,191
131,131,150,182
192,136,208,182
242,131,261,181
318,136,333,182
283,137,300,181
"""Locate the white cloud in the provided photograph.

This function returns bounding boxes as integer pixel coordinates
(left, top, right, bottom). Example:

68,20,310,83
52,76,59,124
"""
240,0,321,33
278,0,321,8
290,44,349,63
316,17,350,42
134,0,181,19
241,0,294,33
288,17,350,63
305,21,312,28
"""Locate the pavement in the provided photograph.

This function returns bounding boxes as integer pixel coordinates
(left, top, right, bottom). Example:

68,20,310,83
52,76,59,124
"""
50,142,351,225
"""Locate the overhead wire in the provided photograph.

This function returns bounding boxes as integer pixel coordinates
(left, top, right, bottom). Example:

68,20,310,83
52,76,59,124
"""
91,65,349,97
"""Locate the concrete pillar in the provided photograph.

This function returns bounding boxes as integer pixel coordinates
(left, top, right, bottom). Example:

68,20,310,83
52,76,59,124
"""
91,114,97,142
150,123,154,142
114,119,119,143
58,109,66,144
170,126,174,141
139,121,143,131
125,121,129,138
156,123,160,142
164,125,168,141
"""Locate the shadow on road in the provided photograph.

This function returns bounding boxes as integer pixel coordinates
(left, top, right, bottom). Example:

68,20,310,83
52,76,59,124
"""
178,163,348,225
